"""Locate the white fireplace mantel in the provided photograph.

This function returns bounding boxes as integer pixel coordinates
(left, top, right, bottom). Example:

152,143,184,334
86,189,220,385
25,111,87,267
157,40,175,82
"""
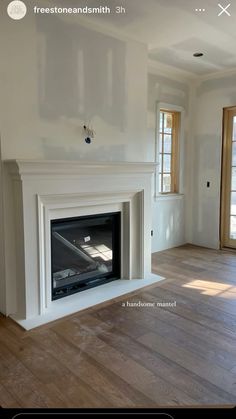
6,159,157,177
2,160,163,329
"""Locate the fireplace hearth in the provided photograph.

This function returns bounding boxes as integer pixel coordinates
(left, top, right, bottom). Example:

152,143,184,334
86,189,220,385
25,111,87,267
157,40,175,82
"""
51,212,121,300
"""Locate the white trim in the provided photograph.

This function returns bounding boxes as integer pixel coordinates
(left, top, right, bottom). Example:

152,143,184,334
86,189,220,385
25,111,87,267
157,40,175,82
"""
155,193,184,201
148,59,195,83
197,67,236,83
37,191,138,312
148,58,236,84
36,186,148,324
5,160,156,177
157,103,185,113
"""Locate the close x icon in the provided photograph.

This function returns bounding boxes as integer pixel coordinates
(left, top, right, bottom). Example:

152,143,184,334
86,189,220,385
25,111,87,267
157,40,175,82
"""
218,3,231,16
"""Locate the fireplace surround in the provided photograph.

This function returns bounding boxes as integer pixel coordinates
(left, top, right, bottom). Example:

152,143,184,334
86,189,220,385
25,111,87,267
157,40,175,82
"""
2,160,163,329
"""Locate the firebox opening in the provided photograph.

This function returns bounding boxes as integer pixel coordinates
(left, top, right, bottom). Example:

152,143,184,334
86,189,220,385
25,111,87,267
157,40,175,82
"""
51,212,121,300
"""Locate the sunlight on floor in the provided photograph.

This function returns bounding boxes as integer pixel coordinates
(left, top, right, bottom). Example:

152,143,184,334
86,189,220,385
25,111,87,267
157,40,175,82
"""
182,279,236,298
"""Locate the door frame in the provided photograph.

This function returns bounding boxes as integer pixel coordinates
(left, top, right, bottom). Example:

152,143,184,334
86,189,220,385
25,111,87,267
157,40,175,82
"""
220,106,236,249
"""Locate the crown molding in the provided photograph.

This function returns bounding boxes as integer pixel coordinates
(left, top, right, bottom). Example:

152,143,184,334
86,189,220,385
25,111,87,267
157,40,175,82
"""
148,59,196,84
148,58,236,85
197,67,236,83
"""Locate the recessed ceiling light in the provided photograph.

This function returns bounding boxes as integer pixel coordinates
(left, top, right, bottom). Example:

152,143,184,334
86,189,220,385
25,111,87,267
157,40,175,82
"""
193,52,204,57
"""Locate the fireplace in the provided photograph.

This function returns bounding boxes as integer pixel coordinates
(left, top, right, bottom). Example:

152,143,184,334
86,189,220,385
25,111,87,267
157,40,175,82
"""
3,160,162,329
51,212,121,300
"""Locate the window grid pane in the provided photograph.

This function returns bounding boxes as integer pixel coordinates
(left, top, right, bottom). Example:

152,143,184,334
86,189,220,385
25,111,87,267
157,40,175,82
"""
163,154,172,172
230,216,236,239
232,167,236,191
164,135,172,153
231,192,236,215
163,174,171,193
233,116,236,141
232,142,236,166
164,113,172,134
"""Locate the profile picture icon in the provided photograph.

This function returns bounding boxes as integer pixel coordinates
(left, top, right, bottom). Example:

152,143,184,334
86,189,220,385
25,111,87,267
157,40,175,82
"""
7,0,27,20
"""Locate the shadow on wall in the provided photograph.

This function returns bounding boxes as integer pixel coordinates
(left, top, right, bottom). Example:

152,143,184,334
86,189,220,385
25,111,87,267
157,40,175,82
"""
36,15,127,130
165,212,179,241
152,200,185,252
161,208,183,243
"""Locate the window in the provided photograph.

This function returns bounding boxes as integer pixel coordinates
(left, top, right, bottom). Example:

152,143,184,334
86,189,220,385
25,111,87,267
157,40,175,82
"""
158,110,180,194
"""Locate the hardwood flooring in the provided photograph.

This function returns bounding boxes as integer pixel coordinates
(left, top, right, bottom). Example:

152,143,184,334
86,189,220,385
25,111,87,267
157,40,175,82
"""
0,244,236,408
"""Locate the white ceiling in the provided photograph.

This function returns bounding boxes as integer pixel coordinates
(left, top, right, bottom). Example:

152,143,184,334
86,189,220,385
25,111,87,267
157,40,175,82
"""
58,0,236,76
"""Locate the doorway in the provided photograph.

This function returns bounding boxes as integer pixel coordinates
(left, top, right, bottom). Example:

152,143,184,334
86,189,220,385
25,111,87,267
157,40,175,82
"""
221,107,236,249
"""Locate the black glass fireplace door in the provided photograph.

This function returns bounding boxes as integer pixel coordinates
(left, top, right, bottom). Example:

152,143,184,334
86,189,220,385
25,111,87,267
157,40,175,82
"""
51,212,121,300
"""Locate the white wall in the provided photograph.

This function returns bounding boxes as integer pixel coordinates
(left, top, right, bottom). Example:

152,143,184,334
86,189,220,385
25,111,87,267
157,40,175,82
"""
188,73,236,249
148,68,191,252
0,1,148,315
0,0,147,162
152,195,186,252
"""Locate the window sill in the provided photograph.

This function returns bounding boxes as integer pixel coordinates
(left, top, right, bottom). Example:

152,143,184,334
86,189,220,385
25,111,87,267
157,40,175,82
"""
154,193,184,201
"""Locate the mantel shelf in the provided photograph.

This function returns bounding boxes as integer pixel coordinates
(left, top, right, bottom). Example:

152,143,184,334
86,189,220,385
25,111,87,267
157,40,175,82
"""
4,159,157,177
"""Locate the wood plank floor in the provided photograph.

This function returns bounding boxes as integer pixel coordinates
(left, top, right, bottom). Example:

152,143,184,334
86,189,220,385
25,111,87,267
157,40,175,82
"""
1,244,236,408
